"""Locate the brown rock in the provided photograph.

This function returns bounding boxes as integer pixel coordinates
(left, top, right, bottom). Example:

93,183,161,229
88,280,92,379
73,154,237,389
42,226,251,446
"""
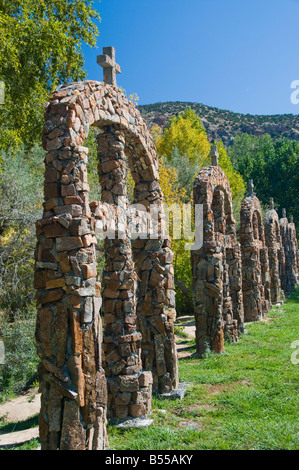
58,252,71,273
44,182,59,199
114,406,128,420
61,184,76,197
114,393,131,406
39,288,64,305
139,371,153,387
44,224,67,238
56,237,83,252
45,278,66,290
119,375,139,392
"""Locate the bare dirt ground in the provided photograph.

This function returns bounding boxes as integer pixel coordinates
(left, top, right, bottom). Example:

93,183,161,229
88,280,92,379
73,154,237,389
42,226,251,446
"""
0,316,196,448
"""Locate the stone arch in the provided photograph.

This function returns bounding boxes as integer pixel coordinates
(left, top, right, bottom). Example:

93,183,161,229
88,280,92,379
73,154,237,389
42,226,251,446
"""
239,191,271,322
264,200,283,305
35,80,178,450
211,184,235,237
280,211,299,293
191,158,244,356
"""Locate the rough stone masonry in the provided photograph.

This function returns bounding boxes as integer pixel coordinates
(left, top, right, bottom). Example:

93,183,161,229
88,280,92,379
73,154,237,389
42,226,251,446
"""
280,210,299,294
264,198,283,305
191,146,244,356
239,180,271,322
35,55,178,448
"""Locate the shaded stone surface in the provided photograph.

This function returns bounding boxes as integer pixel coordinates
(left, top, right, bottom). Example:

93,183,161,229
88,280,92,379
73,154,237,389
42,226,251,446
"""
239,187,271,321
264,199,283,305
96,125,152,421
280,211,299,293
191,151,244,356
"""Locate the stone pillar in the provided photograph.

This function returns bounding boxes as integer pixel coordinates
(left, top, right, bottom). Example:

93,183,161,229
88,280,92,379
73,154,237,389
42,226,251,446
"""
279,242,287,295
35,145,108,450
132,232,179,395
97,125,152,421
226,244,244,336
288,217,299,288
280,212,297,293
191,165,243,356
239,195,271,321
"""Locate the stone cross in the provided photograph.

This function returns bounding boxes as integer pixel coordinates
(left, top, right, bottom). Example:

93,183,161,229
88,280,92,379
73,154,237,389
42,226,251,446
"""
248,179,254,195
282,208,287,218
270,197,274,209
97,46,121,86
210,145,219,166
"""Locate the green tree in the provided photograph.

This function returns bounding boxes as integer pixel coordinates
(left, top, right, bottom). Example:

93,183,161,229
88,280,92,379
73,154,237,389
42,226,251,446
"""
152,115,246,314
215,139,246,205
228,133,275,192
0,0,100,150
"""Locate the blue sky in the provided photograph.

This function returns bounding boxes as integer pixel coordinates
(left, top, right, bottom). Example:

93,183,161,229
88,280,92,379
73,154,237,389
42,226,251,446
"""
83,0,299,115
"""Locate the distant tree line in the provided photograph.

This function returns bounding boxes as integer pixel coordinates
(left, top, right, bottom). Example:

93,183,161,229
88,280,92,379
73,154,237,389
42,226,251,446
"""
228,133,299,233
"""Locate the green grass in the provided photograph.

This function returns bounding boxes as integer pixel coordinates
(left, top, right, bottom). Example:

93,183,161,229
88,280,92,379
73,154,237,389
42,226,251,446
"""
1,290,298,450
108,290,299,450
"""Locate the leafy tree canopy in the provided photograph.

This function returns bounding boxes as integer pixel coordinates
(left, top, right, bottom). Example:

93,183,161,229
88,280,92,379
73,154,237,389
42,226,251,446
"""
156,108,211,165
0,0,101,150
215,139,246,208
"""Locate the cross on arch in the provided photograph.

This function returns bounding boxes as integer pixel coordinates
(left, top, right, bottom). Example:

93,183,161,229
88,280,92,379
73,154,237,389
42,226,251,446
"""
97,46,121,86
270,197,274,209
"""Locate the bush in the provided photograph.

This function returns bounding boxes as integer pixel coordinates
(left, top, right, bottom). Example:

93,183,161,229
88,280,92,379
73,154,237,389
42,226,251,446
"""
0,309,39,399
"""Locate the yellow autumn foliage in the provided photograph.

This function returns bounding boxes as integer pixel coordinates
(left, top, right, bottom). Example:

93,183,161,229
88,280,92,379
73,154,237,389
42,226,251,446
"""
156,108,211,165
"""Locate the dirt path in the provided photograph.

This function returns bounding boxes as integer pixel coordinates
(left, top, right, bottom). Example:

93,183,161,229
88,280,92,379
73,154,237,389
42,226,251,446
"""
175,315,196,359
0,388,40,448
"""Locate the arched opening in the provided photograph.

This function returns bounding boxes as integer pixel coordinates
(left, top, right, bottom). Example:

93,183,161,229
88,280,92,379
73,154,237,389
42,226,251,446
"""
252,210,263,241
240,196,270,322
191,166,243,356
212,187,226,236
35,81,178,449
264,208,282,306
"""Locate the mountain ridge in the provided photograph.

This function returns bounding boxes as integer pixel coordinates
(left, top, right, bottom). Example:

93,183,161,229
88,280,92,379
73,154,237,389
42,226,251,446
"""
138,101,299,146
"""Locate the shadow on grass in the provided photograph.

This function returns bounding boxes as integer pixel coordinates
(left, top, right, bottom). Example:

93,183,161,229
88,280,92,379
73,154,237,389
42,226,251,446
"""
0,414,39,434
284,287,299,304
